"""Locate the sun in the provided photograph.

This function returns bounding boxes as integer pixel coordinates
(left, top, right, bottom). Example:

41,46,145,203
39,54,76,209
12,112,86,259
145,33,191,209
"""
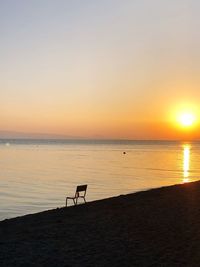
178,113,196,127
170,103,199,132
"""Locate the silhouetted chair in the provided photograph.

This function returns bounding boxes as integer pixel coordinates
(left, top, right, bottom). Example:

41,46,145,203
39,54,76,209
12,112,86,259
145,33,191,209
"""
66,185,87,206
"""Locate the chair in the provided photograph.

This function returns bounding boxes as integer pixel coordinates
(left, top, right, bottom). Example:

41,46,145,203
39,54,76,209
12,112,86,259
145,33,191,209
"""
66,185,87,206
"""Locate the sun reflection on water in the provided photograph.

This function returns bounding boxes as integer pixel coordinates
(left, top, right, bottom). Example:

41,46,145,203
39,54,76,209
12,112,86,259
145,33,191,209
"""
183,144,190,183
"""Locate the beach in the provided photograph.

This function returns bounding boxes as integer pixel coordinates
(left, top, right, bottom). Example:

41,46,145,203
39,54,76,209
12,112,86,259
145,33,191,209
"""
1,181,200,266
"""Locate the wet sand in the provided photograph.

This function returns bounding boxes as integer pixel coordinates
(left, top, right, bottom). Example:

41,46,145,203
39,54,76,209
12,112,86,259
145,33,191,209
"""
1,181,200,266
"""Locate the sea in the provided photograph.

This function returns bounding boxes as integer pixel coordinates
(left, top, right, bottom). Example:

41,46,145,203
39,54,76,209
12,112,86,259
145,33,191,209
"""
0,139,200,221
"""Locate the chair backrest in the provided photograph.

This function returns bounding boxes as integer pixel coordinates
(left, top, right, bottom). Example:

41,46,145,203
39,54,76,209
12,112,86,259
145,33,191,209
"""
76,184,87,197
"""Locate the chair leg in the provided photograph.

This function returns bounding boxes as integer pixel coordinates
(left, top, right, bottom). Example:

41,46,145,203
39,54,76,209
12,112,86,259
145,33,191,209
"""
67,197,86,206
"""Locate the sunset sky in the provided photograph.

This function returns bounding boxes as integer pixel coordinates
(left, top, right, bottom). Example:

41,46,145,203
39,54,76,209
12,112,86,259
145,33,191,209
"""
1,0,200,139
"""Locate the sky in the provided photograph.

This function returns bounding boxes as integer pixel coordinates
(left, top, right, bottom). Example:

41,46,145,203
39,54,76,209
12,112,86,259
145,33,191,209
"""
1,0,200,139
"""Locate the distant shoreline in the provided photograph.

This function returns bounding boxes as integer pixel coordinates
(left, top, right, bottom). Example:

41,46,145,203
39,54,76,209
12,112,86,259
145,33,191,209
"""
0,138,198,143
0,130,199,142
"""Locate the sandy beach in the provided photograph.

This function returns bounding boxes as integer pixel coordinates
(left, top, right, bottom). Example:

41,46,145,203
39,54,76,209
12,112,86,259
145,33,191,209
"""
1,181,200,266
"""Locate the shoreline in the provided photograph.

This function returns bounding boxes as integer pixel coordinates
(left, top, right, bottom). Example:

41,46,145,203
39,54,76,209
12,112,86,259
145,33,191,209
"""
1,181,200,266
0,183,182,222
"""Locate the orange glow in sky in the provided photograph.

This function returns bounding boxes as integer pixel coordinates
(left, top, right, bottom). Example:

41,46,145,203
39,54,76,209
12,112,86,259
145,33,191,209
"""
1,1,200,140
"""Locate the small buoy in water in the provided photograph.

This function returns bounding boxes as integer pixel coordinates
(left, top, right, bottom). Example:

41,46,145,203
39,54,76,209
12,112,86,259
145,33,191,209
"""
123,151,126,154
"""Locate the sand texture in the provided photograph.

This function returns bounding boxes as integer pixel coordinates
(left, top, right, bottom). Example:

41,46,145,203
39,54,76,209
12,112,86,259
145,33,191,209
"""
1,181,200,266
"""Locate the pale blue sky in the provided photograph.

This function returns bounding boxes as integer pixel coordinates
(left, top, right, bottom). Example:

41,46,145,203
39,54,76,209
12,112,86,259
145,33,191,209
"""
1,0,200,138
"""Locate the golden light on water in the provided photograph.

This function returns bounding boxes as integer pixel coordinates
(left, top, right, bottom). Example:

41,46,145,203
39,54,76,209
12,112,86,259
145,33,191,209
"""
183,144,190,183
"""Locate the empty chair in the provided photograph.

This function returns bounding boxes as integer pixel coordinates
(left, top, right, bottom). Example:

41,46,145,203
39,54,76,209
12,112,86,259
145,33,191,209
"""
66,185,87,206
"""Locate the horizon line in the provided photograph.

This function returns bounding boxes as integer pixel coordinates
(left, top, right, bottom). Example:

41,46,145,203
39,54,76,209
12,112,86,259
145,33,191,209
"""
0,137,199,142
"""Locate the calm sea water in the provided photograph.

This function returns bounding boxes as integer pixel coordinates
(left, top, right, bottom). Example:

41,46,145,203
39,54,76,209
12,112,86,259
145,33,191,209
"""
0,139,200,220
